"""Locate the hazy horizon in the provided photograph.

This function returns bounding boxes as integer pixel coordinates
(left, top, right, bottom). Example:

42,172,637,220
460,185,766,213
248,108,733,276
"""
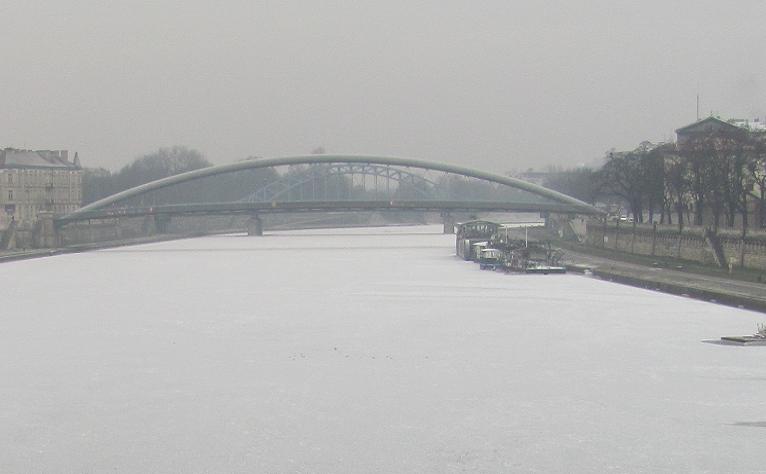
2,1,764,173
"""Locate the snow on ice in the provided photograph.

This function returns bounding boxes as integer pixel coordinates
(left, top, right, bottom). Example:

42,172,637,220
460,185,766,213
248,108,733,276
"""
1,225,765,472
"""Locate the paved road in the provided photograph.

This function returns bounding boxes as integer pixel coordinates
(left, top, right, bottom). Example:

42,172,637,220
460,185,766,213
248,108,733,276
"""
563,248,766,313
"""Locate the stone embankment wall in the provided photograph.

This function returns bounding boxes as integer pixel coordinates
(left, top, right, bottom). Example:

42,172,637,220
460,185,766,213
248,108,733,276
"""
0,214,251,250
59,215,249,247
1,212,387,250
585,221,766,271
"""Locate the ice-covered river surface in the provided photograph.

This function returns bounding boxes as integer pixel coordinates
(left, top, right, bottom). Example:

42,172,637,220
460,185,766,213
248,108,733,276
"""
2,225,765,473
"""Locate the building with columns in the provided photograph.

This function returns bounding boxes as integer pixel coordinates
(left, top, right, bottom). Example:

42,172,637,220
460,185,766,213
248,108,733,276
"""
0,148,83,230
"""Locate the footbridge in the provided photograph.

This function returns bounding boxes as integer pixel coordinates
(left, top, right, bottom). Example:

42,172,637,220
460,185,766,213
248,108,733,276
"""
57,155,602,234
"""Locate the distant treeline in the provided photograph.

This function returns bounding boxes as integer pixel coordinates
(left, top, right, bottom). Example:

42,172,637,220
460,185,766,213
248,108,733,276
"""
83,146,213,204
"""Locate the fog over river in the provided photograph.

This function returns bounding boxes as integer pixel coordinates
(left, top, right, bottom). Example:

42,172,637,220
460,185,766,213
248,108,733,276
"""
2,225,764,472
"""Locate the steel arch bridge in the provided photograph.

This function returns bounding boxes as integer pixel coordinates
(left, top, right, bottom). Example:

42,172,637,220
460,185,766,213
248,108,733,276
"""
240,162,438,202
57,155,602,225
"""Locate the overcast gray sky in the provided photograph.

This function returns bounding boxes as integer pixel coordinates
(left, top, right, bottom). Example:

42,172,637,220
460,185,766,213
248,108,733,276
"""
1,1,764,173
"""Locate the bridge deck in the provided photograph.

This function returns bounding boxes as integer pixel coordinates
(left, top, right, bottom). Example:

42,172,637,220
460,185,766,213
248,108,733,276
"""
56,200,590,224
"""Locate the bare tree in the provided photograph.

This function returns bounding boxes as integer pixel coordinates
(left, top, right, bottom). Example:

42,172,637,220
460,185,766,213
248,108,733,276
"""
747,134,766,228
679,136,710,226
658,144,688,227
542,167,600,205
598,142,660,223
82,146,211,204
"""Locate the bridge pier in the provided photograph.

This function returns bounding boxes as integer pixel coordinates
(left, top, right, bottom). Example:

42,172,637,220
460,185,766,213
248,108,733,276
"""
247,215,263,236
141,215,155,235
33,212,61,248
442,212,455,234
0,218,18,250
154,214,171,234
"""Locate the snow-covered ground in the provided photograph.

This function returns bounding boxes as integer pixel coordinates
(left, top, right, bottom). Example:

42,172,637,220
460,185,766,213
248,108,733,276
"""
2,225,765,473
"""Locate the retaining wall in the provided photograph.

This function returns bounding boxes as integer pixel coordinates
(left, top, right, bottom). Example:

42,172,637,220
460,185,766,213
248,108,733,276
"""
585,221,766,270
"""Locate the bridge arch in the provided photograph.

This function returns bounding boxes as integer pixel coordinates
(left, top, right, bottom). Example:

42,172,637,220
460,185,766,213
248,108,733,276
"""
61,155,602,222
241,162,439,203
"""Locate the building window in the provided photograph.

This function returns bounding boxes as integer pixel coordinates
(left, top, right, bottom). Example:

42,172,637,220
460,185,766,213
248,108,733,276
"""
8,190,13,201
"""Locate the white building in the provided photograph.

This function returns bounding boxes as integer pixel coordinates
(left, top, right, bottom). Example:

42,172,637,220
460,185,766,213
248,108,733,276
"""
728,117,766,132
0,148,83,229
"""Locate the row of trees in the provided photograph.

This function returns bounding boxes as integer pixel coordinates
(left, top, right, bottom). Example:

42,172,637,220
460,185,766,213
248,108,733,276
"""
83,146,213,204
544,128,766,231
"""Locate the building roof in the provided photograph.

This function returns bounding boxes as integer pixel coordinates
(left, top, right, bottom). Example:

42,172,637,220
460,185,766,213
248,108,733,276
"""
0,148,80,169
675,116,742,135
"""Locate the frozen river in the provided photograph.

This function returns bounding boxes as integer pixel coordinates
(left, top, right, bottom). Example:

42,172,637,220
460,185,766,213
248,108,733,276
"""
2,225,765,473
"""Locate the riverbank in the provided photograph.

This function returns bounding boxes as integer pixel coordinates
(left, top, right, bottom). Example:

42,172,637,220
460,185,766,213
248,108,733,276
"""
556,238,766,284
562,246,766,313
0,232,222,264
511,226,766,313
0,221,424,264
